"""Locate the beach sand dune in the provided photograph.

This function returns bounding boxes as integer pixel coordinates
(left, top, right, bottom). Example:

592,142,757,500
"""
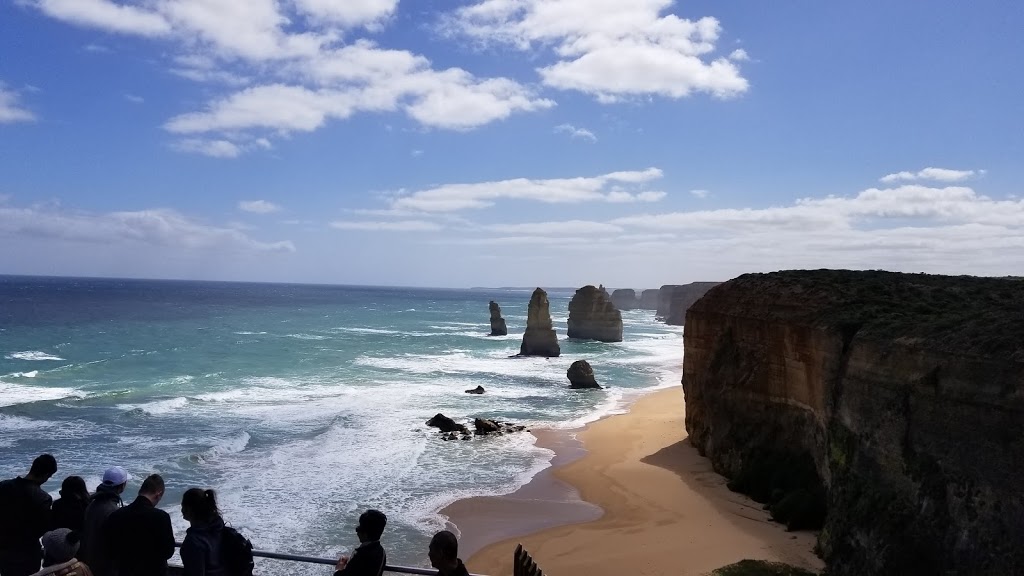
453,387,823,576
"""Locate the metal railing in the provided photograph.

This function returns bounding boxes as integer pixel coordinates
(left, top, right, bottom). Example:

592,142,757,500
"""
173,542,487,576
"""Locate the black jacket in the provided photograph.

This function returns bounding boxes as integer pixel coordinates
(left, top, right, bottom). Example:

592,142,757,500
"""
441,560,470,576
0,476,53,564
334,541,386,576
180,517,226,576
80,487,123,576
102,496,175,576
50,496,89,532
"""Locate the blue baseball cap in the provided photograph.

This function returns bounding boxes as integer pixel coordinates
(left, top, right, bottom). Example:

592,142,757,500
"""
101,466,130,486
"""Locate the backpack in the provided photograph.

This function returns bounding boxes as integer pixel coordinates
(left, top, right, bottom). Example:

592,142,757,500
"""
220,526,255,576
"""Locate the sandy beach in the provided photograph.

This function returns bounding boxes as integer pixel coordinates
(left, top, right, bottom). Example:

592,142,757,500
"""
445,387,824,576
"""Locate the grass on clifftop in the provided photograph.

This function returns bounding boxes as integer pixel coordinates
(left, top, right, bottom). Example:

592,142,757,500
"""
711,559,819,576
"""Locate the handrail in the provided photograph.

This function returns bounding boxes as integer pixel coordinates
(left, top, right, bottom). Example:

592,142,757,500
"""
173,541,487,576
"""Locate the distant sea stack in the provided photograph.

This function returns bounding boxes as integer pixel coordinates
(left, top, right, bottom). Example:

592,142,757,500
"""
610,289,638,310
655,284,681,319
638,289,660,310
519,288,560,357
567,285,623,342
488,301,507,336
663,282,720,325
683,270,1024,575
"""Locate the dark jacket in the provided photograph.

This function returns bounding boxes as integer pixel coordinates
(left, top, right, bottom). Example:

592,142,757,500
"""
0,476,53,565
50,496,89,532
180,517,226,576
102,496,175,576
334,541,386,576
440,560,470,576
79,487,123,576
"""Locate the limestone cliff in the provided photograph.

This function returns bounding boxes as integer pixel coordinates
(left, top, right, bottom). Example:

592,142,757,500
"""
519,288,560,357
683,270,1024,576
639,289,660,310
489,301,507,336
655,284,681,319
567,285,623,342
610,288,638,310
663,282,720,325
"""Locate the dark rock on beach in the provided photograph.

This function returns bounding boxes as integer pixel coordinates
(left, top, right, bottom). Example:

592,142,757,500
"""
519,288,560,357
567,285,623,342
567,359,601,389
426,413,469,434
488,301,508,336
464,385,485,394
474,418,501,435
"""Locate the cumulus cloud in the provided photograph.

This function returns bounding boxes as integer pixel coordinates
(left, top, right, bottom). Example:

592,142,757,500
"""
293,0,398,27
239,200,281,214
554,123,596,141
172,138,243,158
490,220,623,235
446,0,748,101
880,167,981,183
0,85,36,123
390,167,666,212
330,220,443,231
34,0,172,37
0,203,294,252
690,189,710,198
729,48,749,61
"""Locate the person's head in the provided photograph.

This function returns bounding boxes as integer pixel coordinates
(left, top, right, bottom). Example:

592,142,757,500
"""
181,488,220,524
355,509,387,543
428,530,459,570
59,476,88,500
139,474,165,505
100,466,130,494
41,528,80,567
28,454,57,484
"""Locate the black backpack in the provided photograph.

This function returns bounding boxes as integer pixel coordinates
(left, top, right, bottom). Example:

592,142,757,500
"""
220,526,255,576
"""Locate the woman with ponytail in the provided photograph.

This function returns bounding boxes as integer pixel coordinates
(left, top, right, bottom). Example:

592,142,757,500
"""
180,488,226,576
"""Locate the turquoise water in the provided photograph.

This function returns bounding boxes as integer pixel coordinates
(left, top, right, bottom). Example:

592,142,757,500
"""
0,276,682,573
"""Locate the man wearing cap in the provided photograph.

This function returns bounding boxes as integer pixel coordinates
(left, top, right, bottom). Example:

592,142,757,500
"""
102,474,174,576
0,454,58,576
333,510,387,576
31,529,93,576
79,467,129,576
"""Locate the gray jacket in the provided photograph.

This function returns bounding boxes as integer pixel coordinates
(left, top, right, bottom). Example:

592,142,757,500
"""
78,487,122,576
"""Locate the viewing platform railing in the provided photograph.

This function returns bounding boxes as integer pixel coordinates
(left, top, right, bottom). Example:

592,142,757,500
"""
172,542,489,576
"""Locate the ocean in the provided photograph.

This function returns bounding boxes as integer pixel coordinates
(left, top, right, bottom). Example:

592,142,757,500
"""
0,276,683,573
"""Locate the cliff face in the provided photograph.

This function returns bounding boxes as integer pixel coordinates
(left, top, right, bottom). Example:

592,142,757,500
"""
488,301,507,336
664,282,720,325
639,289,660,310
567,285,623,342
610,288,638,310
655,284,681,319
683,270,1024,575
520,288,560,357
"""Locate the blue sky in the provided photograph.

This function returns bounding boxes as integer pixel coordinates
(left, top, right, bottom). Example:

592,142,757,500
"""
1,0,1022,287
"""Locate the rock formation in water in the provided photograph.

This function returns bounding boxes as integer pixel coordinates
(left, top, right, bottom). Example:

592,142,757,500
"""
639,289,660,310
567,360,601,389
610,289,639,310
519,288,560,357
683,270,1024,576
655,284,681,319
663,282,720,325
464,385,485,394
488,301,508,336
426,413,469,435
567,285,623,342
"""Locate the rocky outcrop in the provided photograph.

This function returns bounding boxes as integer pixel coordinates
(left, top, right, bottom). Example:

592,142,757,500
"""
519,288,560,357
567,360,601,389
489,301,507,336
610,289,638,310
474,418,526,436
426,413,468,434
567,285,623,342
683,270,1024,576
655,284,681,319
639,289,660,310
663,282,720,325
464,385,485,395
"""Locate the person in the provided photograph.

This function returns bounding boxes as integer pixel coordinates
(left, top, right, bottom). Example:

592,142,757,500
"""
30,529,93,576
427,531,469,576
333,510,387,576
179,488,226,576
79,467,129,576
50,477,90,532
102,474,175,576
0,454,58,576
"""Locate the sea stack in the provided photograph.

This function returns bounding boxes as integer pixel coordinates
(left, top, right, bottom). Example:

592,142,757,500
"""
567,360,601,389
567,285,623,342
639,289,660,310
519,288,560,357
488,301,508,336
663,282,720,325
610,289,639,310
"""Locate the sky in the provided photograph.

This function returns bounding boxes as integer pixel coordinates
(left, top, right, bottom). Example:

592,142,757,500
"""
1,0,1023,288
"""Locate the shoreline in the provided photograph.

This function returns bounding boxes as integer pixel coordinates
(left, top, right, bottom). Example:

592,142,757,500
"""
444,387,824,576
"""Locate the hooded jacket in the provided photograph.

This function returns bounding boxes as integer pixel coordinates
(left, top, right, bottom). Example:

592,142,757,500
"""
0,476,53,565
180,517,226,576
79,486,123,576
29,559,94,576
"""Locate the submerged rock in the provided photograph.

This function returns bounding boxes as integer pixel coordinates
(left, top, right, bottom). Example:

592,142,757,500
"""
488,301,508,336
567,360,601,389
567,285,623,342
464,385,485,394
426,413,468,434
473,418,501,435
519,288,560,357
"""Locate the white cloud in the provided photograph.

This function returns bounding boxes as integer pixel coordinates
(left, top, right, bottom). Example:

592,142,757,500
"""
880,167,980,183
0,85,36,123
0,203,294,252
554,123,596,141
239,200,281,214
490,220,623,235
330,220,443,231
690,189,710,198
34,0,172,37
447,0,748,100
172,138,243,158
124,93,144,103
293,0,398,27
390,167,665,212
83,43,111,53
728,48,749,61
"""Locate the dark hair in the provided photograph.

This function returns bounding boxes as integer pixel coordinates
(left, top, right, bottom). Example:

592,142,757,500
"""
357,509,387,541
139,474,165,495
429,530,459,561
59,476,88,500
30,454,57,478
182,488,220,522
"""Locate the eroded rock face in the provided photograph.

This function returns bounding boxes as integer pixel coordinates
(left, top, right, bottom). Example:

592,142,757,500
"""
610,289,638,310
639,289,660,310
663,282,720,325
567,285,623,342
567,360,601,389
683,270,1024,575
489,301,508,336
519,288,560,357
655,284,681,319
